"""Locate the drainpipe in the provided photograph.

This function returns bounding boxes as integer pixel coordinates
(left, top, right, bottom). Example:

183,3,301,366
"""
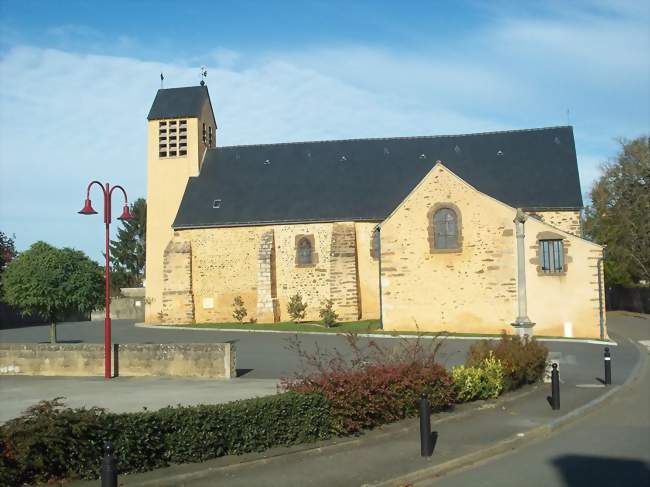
597,246,607,340
376,226,383,330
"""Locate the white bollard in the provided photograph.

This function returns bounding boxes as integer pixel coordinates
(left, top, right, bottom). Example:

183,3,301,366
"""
563,321,573,338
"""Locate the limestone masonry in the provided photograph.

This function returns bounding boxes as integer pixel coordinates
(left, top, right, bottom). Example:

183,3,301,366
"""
144,85,605,338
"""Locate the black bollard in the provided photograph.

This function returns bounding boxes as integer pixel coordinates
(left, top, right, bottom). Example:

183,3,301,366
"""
551,363,560,410
604,347,612,385
101,442,117,487
419,393,432,457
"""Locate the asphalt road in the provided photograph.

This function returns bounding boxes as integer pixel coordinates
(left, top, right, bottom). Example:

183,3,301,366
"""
0,318,622,381
422,313,650,487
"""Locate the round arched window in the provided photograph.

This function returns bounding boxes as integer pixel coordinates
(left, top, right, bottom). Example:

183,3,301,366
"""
433,208,459,249
297,238,312,265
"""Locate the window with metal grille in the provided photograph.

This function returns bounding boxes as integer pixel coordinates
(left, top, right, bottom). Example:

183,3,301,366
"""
208,126,213,147
433,208,459,249
297,238,312,265
540,239,564,273
202,123,206,144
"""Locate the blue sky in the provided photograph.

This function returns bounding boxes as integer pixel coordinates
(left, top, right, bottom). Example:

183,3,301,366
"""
0,0,648,261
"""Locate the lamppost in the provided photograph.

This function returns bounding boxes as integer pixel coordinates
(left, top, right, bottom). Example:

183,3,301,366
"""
78,181,133,379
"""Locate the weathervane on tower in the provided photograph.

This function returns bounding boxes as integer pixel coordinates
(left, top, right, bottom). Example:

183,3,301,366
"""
200,66,207,86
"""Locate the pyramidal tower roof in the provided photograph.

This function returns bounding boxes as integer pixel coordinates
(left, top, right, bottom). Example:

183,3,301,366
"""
147,85,213,121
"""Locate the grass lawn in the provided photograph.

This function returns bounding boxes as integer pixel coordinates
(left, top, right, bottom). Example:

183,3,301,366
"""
169,319,382,334
167,320,496,337
165,320,613,341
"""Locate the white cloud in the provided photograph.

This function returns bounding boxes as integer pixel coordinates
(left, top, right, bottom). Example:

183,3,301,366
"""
0,0,648,259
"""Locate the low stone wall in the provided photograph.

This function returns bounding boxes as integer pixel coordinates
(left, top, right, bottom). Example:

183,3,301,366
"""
0,343,235,379
91,287,146,321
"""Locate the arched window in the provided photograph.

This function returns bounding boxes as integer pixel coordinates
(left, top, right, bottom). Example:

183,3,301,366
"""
433,208,459,249
297,237,312,265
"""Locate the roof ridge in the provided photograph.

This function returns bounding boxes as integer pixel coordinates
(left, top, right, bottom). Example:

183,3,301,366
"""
156,85,207,92
217,126,573,150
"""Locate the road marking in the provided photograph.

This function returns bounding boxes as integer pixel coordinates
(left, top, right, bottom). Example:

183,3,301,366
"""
575,384,606,388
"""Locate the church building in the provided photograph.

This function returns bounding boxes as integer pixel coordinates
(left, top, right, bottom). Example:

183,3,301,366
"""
144,84,606,338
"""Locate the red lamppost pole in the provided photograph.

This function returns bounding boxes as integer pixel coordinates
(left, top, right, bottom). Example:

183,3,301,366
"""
78,181,133,379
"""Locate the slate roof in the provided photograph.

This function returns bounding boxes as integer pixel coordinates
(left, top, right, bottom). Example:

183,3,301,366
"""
147,86,212,121
173,126,583,229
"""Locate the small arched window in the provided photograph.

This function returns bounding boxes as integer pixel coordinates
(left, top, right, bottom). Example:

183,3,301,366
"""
433,208,459,249
297,238,312,265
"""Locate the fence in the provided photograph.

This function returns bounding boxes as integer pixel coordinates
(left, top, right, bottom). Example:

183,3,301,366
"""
606,286,650,314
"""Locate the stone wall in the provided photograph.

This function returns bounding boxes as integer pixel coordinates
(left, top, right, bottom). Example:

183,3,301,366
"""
355,222,381,320
0,343,236,378
160,221,372,324
329,223,360,321
256,230,277,323
379,163,604,338
533,210,582,237
380,164,517,333
91,288,146,321
161,239,194,324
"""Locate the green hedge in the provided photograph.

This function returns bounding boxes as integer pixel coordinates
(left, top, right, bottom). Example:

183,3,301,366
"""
0,392,331,485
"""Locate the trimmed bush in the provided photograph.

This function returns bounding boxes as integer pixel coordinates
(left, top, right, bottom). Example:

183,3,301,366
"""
466,333,548,391
284,363,455,435
452,352,504,401
0,393,330,485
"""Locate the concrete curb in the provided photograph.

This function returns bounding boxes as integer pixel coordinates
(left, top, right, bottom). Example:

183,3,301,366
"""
134,323,617,346
365,338,648,487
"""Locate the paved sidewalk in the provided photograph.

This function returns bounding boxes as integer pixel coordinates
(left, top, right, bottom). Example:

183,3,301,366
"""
0,376,278,423
67,325,643,487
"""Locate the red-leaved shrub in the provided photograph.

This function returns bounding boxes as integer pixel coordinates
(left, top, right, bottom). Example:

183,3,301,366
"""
282,332,455,434
284,362,454,435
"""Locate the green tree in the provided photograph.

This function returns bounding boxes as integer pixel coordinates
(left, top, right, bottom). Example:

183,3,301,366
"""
1,242,104,343
584,136,650,285
0,231,17,297
109,198,146,293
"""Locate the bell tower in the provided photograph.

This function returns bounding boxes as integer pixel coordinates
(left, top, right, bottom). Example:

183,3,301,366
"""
144,85,217,323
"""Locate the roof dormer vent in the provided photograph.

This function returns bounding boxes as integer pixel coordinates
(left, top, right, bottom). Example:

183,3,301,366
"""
213,199,222,209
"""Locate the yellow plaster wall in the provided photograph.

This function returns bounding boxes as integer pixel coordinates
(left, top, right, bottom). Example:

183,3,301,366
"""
355,222,381,319
525,218,605,338
145,104,216,323
379,165,517,333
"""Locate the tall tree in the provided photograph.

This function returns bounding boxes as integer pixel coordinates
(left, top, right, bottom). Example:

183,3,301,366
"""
2,242,104,342
0,231,17,298
109,198,146,292
584,136,650,286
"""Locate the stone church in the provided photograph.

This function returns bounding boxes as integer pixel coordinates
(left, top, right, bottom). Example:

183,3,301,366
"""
144,84,606,338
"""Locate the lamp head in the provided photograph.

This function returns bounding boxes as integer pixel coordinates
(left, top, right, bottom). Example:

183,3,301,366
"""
78,198,97,215
118,204,133,221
